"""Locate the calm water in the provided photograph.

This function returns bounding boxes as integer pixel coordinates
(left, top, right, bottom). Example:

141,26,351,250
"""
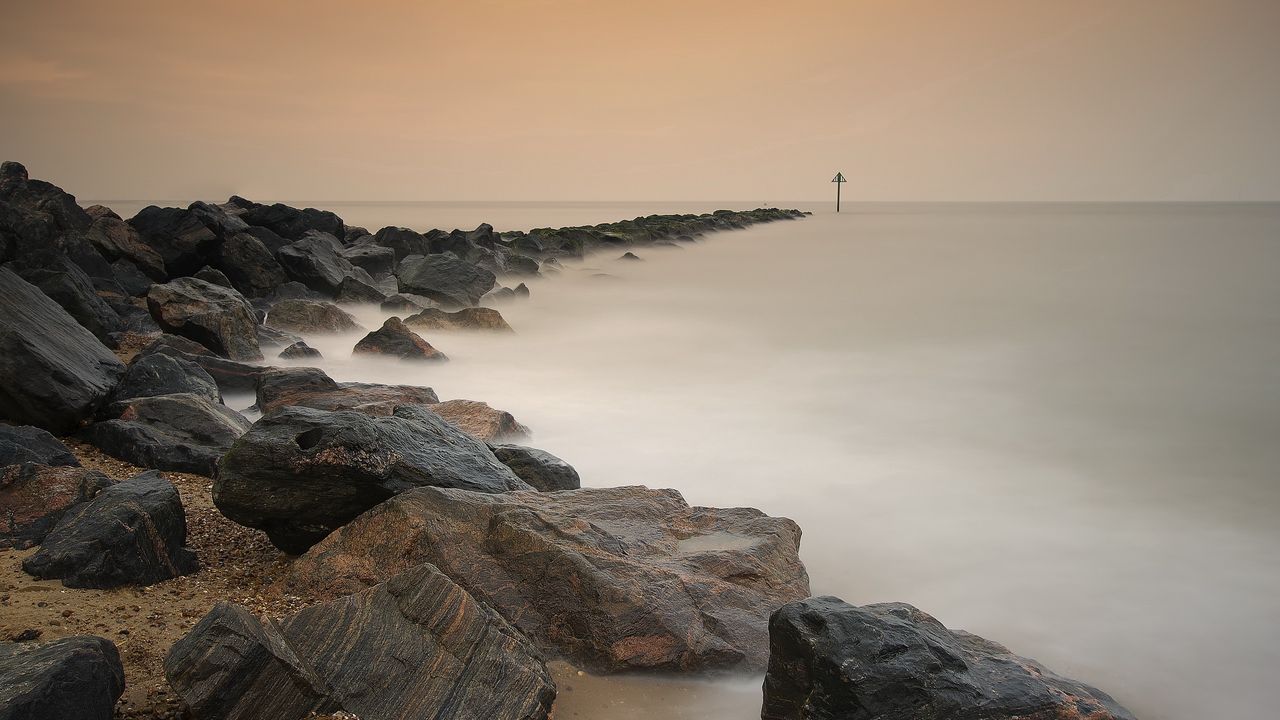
111,200,1280,719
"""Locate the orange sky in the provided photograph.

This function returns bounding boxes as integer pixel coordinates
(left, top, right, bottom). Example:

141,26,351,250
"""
1,0,1278,201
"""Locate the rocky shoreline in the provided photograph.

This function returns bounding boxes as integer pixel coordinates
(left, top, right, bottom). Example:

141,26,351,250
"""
0,160,1134,719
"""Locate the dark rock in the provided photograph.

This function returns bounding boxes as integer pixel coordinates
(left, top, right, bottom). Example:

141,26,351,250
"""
514,282,530,298
147,277,262,360
285,485,810,672
619,251,642,261
127,205,220,278
257,323,303,352
84,393,250,476
0,161,28,182
396,254,496,307
13,257,123,344
268,280,323,302
278,341,322,360
188,200,249,237
22,471,198,588
0,464,113,549
501,252,540,276
490,444,581,492
254,366,438,416
107,297,162,335
166,564,555,720
352,317,447,362
213,232,288,298
136,335,271,394
430,399,528,442
761,598,1137,720
276,233,359,296
404,307,512,332
344,225,371,243
0,425,79,467
0,267,126,433
0,635,124,720
265,299,362,334
245,225,290,254
109,258,154,297
84,209,167,280
193,265,234,289
334,275,387,304
241,203,345,241
214,404,530,553
483,287,517,304
109,352,221,405
371,226,430,262
379,293,434,313
339,243,395,276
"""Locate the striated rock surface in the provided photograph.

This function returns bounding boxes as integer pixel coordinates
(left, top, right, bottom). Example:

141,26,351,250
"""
137,335,272,394
166,564,555,720
83,393,251,475
255,367,437,416
430,399,529,442
22,471,198,588
761,597,1136,720
0,464,114,549
0,635,125,720
404,306,512,332
284,485,810,672
214,404,530,554
352,316,447,362
14,258,123,344
265,299,363,334
0,425,79,467
147,277,262,360
396,254,496,307
490,444,581,491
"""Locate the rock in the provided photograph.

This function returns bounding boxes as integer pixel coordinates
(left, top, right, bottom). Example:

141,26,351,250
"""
241,203,345,241
0,635,124,720
339,243,395,276
0,425,79,467
214,232,288,298
482,287,517,304
502,252,540,276
268,280,324,302
265,299,363,334
188,200,249,237
109,258,155,297
371,226,430,262
13,257,123,344
0,267,126,433
490,444,580,491
214,404,530,553
254,366,438,416
109,351,221,405
285,485,809,672
334,275,387,304
22,471,198,588
278,341,322,360
84,209,167,280
83,393,251,475
137,335,272,394
244,225,290,254
352,317,447,362
404,307,512,332
147,277,263,360
379,293,436,313
619,251,642,261
276,233,359,296
166,564,555,720
0,464,114,549
127,205,220,278
760,598,1137,720
257,323,303,352
0,160,28,182
193,265,234,288
514,282,530,298
396,254,496,307
430,399,529,442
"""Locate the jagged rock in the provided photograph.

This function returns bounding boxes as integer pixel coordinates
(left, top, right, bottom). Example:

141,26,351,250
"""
490,444,580,491
128,205,220,278
619,251,642,261
278,341,322,360
0,635,124,720
430,399,529,442
284,485,809,672
514,282,530,297
241,203,345,241
13,257,123,344
404,307,512,332
83,393,250,475
214,232,288,298
334,275,387,304
254,367,438,416
193,265,234,288
265,299,362,333
371,226,430,262
339,243,395,276
108,352,221,405
84,208,167,280
22,471,198,588
166,564,555,720
761,598,1137,720
214,404,530,553
276,233,359,296
188,200,249,237
396,254,496,307
136,335,271,394
147,277,262,360
0,267,126,433
0,464,113,549
352,317,446,362
0,425,79,467
501,252,540,276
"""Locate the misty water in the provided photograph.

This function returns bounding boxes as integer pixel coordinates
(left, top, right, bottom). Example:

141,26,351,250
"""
109,199,1280,720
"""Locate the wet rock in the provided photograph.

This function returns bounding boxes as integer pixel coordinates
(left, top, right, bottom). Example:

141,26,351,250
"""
214,232,288,298
352,317,447,362
276,232,359,296
147,277,263,361
285,485,810,672
396,254,496,307
761,598,1137,720
334,275,387,305
430,399,529,442
278,341,323,360
193,265,234,288
84,208,167,280
137,334,273,394
214,404,530,554
188,200,249,237
490,444,581,491
22,471,198,588
404,307,512,332
339,243,395,276
254,366,438,415
108,352,221,405
109,258,154,297
371,226,430,262
241,203,345,241
269,280,324,302
0,464,113,549
0,267,126,433
166,564,555,720
13,257,123,344
265,299,363,334
0,425,79,467
0,635,124,720
83,393,251,475
128,205,220,278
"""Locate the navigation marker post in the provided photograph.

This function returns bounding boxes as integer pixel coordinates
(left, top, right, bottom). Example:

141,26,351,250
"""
832,172,846,212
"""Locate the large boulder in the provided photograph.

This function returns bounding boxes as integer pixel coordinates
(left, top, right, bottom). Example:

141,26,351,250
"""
83,393,251,476
127,205,220,278
761,598,1136,720
0,464,113,549
84,206,167,279
214,404,530,554
490,444,581,491
284,485,810,672
404,306,512,332
14,257,123,344
396,254,496,307
278,341,322,360
137,335,272,394
370,226,430,262
108,352,221,406
0,267,126,433
255,366,438,415
147,277,263,360
275,232,357,295
0,425,79,467
213,232,288,298
166,564,555,720
352,317,447,362
0,635,124,720
339,243,395,276
430,399,529,442
334,275,388,305
264,299,362,333
22,471,198,588
240,203,345,241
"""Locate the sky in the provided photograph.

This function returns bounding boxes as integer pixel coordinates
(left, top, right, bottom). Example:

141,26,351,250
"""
1,0,1278,202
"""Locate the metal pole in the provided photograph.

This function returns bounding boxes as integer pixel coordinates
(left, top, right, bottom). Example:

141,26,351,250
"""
837,180,841,213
